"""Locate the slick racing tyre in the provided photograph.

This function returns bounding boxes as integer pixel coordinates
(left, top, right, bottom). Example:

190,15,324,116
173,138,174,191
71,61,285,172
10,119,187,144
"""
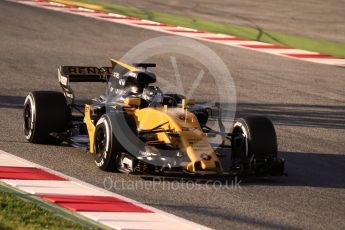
231,116,277,159
94,112,139,172
94,115,120,172
23,91,69,144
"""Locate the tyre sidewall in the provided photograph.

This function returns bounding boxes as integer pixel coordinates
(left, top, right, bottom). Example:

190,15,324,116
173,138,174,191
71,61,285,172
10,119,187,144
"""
232,119,250,157
232,116,277,158
94,115,119,171
23,93,36,142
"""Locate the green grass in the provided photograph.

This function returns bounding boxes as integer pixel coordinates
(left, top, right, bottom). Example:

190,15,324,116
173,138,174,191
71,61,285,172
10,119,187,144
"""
0,191,94,230
52,0,345,58
0,182,110,230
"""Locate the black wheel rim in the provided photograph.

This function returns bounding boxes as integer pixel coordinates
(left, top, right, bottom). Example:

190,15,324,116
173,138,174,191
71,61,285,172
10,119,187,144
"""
95,126,107,160
24,104,32,135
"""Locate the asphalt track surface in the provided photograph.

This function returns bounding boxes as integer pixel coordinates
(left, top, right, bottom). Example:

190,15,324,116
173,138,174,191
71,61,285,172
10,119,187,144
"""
0,1,345,229
104,0,345,44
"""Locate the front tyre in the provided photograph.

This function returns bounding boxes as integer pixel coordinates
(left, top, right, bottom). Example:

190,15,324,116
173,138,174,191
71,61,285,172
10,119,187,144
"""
231,116,279,175
231,116,277,158
93,115,121,171
23,91,69,144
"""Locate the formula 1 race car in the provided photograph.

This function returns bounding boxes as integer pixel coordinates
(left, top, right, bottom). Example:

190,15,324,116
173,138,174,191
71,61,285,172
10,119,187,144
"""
23,59,285,177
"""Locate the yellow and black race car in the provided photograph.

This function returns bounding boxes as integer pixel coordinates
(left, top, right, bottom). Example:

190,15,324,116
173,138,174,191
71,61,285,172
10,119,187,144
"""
23,59,285,177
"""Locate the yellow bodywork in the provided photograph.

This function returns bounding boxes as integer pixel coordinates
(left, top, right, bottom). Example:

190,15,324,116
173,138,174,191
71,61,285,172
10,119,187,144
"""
134,106,223,173
85,102,223,173
111,58,138,72
85,104,96,153
84,59,223,173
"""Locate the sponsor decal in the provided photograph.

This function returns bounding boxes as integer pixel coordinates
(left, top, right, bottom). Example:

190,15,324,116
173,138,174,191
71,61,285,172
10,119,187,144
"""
62,66,113,75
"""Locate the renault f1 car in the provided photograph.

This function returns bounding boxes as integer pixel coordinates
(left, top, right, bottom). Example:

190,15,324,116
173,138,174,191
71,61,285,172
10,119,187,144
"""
23,59,285,177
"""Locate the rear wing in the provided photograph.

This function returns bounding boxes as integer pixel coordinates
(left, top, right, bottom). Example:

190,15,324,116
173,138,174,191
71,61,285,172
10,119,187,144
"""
58,66,113,103
58,66,113,83
57,60,150,103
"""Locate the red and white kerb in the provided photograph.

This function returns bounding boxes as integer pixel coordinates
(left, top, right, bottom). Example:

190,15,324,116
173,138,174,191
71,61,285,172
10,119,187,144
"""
0,150,211,230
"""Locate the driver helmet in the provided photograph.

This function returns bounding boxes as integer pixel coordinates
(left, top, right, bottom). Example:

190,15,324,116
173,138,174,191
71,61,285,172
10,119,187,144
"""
142,86,163,103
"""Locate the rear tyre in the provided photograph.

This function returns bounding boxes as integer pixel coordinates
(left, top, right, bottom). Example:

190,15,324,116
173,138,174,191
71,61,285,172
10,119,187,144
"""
23,91,69,144
231,116,277,159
